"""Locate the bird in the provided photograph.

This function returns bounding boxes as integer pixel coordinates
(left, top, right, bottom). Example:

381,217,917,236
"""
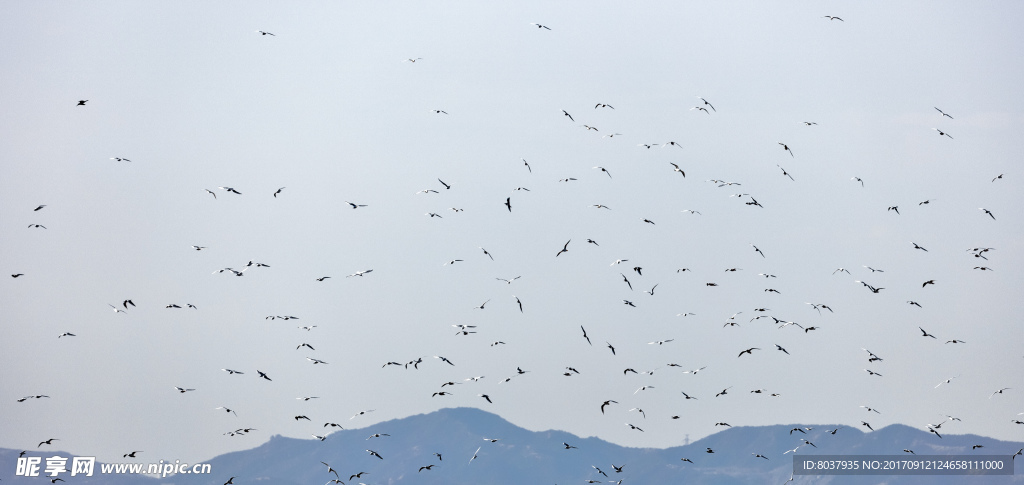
593,166,612,178
563,442,578,449
888,206,900,214
429,110,447,115
555,240,570,257
823,15,844,21
479,247,494,260
256,370,272,381
562,110,574,121
600,400,618,414
347,269,373,277
778,142,794,157
715,387,733,397
58,332,75,338
496,276,520,284
345,201,367,209
935,107,953,118
595,103,614,109
696,96,716,112
215,406,237,416
922,279,936,287
531,23,552,30
620,273,632,290
645,284,658,295
581,325,598,343
221,368,244,375
315,276,331,281
626,423,644,432
803,121,818,126
752,453,769,460
257,30,275,36
980,208,996,220
77,100,88,105
218,186,242,195
469,446,481,464
912,242,928,252
691,106,710,114
418,464,435,472
862,421,874,431
775,344,789,355
860,405,881,414
38,438,59,447
405,57,423,62
622,299,636,307
504,197,511,212
992,173,1004,182
681,391,698,400
478,394,492,403
27,224,47,229
521,158,531,172
366,449,383,459
174,387,195,393
204,189,217,198
738,347,759,357
932,128,953,138
852,176,864,187
605,341,615,355
273,187,285,197
777,164,795,180
751,244,765,258
865,369,882,376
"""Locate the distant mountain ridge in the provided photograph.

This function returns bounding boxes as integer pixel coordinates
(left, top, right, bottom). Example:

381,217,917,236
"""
2,407,1020,484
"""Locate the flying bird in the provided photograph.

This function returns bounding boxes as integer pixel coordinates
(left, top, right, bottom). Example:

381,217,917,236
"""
823,15,844,21
531,23,552,30
932,128,953,139
555,240,570,257
778,142,793,157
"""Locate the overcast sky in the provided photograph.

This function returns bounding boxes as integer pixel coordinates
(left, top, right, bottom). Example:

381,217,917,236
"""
2,0,1021,467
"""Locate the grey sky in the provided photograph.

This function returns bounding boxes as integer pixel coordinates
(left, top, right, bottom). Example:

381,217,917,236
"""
2,0,1021,467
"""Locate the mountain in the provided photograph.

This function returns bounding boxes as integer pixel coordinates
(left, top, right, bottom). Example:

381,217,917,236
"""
3,407,1020,484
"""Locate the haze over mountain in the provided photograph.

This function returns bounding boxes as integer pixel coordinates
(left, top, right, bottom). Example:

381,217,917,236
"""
3,408,1020,484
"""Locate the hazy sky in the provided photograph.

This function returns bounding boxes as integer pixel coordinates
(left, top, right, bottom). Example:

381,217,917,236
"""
2,0,1021,467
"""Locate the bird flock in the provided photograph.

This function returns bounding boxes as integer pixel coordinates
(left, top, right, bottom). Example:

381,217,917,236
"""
4,3,1021,484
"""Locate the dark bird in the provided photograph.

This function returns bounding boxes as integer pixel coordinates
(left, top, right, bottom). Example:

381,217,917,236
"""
38,438,59,447
919,327,937,339
438,178,451,190
888,206,900,214
514,295,523,313
256,370,272,381
606,341,615,355
932,128,953,139
777,164,794,181
935,107,953,119
601,400,618,414
257,30,275,36
504,197,511,212
273,187,285,197
77,100,88,105
418,464,434,472
479,394,492,403
922,279,936,287
556,240,570,257
620,273,632,290
345,201,367,209
366,449,383,460
862,421,874,431
12,274,24,278
715,387,733,397
980,208,996,220
738,347,760,357
778,142,794,157
562,110,574,121
531,23,552,30
823,15,844,21
776,344,789,355
697,96,716,112
912,242,928,252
